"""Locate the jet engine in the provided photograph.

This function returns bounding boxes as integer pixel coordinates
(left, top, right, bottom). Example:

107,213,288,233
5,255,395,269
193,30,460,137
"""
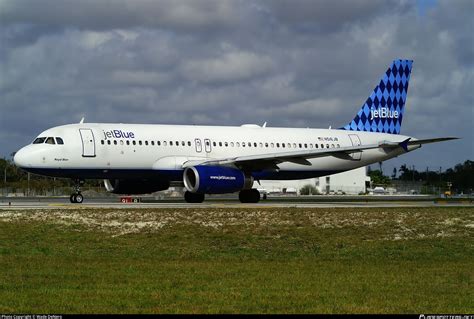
183,165,253,194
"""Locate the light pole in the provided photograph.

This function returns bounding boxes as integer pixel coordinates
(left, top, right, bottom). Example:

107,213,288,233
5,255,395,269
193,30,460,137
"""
3,166,6,196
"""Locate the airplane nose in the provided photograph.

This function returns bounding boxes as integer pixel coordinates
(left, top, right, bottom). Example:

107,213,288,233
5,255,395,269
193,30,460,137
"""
13,148,29,168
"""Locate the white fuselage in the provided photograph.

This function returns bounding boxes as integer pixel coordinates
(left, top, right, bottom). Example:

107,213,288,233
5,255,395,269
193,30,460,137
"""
14,123,415,182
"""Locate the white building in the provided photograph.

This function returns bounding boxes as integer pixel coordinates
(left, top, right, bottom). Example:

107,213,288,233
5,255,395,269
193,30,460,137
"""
259,166,370,195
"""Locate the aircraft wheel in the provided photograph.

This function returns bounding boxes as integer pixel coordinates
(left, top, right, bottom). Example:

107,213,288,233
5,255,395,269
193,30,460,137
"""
184,191,205,203
75,193,84,204
239,189,260,203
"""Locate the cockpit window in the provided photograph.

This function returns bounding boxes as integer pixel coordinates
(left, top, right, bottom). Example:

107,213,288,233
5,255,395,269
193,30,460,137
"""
56,137,64,145
33,137,46,144
45,137,56,145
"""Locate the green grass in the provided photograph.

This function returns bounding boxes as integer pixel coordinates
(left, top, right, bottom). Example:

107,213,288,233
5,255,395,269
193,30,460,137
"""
0,207,473,313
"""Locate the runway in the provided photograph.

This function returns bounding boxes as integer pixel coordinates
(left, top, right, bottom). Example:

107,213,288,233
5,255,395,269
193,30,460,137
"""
1,196,472,209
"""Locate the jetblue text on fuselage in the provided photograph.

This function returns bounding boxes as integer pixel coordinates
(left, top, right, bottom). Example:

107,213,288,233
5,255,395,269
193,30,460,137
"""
370,107,399,121
103,129,135,140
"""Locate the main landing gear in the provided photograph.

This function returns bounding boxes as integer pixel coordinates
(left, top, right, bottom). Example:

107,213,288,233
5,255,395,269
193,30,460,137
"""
184,189,261,203
70,179,85,204
184,191,205,203
239,189,260,203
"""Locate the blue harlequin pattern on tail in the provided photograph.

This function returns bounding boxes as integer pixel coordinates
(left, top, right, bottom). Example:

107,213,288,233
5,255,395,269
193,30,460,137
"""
341,59,413,134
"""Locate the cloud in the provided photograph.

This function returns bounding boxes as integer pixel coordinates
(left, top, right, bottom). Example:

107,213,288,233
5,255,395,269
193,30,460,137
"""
266,0,412,32
0,0,472,170
181,50,275,84
0,0,239,31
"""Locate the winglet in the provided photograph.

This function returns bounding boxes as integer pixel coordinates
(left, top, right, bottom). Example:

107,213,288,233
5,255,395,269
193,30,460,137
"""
399,138,410,152
79,117,85,124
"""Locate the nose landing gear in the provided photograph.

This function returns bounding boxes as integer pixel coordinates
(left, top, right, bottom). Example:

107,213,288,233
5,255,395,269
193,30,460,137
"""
70,179,85,203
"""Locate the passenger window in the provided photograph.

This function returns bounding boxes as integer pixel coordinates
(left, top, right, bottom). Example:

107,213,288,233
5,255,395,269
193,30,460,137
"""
176,141,179,146
56,137,64,145
170,141,173,146
132,140,136,145
157,141,161,146
326,144,329,148
139,141,142,145
151,141,155,146
265,143,268,147
126,141,130,145
315,144,318,148
107,140,111,145
282,143,285,148
188,141,191,146
254,142,257,147
232,142,236,147
259,142,263,148
45,137,55,145
182,141,185,146
219,142,223,147
293,143,297,148
114,140,117,145
163,141,167,146
276,143,280,148
213,142,217,147
120,140,124,145
331,144,335,148
248,142,251,147
310,144,313,148
242,142,246,147
299,143,302,148
337,144,340,148
101,140,104,145
33,137,46,144
224,142,228,147
145,141,148,146
320,144,324,148
304,143,307,148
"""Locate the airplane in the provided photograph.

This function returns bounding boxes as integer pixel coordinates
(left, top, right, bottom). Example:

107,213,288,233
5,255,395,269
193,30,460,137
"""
13,59,458,203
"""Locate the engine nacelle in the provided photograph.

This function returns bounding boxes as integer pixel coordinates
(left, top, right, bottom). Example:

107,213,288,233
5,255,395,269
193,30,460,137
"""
183,166,253,194
104,179,170,195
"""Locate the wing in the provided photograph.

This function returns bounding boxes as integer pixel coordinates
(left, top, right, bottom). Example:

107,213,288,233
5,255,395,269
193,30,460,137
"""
182,137,459,171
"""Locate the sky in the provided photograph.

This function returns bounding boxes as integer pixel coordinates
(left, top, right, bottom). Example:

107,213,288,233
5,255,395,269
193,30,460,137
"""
0,0,473,175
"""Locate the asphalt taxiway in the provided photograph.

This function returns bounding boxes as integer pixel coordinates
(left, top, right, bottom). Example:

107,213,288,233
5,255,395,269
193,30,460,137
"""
0,196,472,209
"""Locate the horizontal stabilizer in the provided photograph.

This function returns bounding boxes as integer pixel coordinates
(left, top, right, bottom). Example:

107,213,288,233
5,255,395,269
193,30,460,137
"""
406,137,459,145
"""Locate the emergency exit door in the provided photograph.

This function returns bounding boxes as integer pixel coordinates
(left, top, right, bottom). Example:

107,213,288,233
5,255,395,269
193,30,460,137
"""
195,138,202,153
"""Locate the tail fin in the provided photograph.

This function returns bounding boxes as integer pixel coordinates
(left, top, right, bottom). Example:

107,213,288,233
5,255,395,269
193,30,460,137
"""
341,59,413,134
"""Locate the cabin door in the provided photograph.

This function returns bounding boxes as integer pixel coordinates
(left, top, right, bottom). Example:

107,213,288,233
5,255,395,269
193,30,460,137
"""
79,129,96,157
348,134,362,161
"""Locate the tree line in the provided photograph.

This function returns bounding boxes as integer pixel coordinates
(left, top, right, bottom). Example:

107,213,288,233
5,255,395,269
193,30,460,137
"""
368,160,473,194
